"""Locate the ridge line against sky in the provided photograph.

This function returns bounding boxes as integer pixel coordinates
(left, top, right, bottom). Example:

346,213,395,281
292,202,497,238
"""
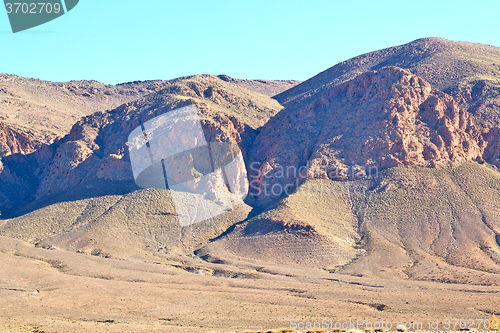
1,0,500,85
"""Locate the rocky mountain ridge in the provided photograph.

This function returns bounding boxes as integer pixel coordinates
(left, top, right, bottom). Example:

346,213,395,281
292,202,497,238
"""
0,73,297,159
250,66,500,205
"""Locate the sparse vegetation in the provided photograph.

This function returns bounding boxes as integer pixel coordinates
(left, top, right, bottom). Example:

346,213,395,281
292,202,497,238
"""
1,37,500,332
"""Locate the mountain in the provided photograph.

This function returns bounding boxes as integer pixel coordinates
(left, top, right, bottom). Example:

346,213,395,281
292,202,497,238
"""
202,66,500,285
276,37,500,130
0,74,285,257
210,39,500,285
1,38,500,288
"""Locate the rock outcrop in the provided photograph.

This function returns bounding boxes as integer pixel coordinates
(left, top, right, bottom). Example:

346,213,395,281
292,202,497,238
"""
249,67,487,205
0,122,54,158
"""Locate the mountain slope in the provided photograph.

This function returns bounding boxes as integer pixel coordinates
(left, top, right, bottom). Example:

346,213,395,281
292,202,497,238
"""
197,178,361,270
200,162,500,285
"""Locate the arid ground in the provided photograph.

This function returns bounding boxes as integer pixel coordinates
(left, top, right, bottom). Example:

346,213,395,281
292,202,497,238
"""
1,236,499,333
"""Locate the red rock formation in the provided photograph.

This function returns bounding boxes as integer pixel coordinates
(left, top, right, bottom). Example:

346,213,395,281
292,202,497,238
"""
250,67,486,205
0,122,53,158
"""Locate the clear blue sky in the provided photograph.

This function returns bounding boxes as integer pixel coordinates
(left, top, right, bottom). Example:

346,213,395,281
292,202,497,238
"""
1,0,500,85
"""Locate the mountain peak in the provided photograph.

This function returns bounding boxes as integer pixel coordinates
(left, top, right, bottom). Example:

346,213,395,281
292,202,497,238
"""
275,37,500,106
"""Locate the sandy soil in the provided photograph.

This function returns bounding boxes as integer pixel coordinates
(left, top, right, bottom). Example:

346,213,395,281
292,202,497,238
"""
0,236,499,333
